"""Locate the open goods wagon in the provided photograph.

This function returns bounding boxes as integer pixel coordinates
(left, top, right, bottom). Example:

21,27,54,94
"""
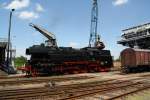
121,48,150,73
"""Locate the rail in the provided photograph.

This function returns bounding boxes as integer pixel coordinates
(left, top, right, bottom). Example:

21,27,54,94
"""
0,76,150,100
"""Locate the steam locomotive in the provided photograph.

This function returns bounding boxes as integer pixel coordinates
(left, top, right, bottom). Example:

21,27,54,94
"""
26,45,112,75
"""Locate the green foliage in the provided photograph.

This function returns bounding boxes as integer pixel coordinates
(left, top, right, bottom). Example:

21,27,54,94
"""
14,56,27,67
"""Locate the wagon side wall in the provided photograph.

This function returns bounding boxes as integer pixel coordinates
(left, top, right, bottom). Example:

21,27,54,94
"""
135,51,150,66
121,48,150,68
121,48,136,68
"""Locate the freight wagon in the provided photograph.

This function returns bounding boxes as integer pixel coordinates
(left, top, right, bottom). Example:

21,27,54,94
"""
121,48,150,73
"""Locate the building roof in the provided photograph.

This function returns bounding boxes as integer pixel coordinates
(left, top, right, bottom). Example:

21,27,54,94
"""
122,22,150,32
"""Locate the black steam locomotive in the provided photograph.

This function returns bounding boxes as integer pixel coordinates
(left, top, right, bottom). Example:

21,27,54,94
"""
26,45,112,75
24,24,113,76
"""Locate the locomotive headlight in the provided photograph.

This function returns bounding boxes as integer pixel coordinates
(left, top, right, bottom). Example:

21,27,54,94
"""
101,62,104,65
105,61,108,64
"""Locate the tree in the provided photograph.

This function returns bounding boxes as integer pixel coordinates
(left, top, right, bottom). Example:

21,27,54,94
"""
14,56,27,67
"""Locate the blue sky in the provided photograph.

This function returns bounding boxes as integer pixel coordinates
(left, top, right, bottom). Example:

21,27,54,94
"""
0,0,150,59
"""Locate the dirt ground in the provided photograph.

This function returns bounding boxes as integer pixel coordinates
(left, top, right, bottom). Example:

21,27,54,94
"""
0,70,7,76
113,61,121,70
1,71,150,89
0,71,150,99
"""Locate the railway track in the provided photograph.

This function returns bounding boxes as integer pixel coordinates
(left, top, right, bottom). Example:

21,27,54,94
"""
0,79,117,98
76,79,150,100
0,75,94,86
106,86,150,100
0,73,149,100
59,78,150,100
1,71,150,86
0,75,26,79
0,76,150,100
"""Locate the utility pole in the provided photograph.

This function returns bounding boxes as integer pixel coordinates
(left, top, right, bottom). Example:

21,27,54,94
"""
7,9,15,70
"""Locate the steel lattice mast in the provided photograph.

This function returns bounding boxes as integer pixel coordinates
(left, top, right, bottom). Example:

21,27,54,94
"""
89,0,105,49
89,0,98,47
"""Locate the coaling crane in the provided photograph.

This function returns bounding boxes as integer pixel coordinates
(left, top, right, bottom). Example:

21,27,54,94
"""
29,23,57,47
89,0,105,49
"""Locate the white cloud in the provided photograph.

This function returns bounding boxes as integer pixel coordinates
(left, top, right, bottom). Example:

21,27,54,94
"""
36,3,44,12
5,0,30,10
18,11,39,20
4,0,44,20
113,0,128,6
69,42,79,48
